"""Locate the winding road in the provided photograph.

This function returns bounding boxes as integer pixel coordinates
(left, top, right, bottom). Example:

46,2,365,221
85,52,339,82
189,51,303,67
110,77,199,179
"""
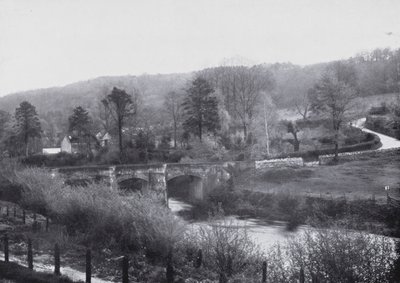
353,117,400,150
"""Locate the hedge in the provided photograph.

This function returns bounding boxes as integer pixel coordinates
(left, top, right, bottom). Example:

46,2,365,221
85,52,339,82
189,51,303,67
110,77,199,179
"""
268,132,381,162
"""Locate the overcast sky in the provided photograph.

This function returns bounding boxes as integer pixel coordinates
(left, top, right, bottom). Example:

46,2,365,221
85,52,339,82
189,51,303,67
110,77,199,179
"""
1,0,400,96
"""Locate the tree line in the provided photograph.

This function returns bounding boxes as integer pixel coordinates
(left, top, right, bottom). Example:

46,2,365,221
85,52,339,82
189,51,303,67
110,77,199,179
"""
1,47,399,162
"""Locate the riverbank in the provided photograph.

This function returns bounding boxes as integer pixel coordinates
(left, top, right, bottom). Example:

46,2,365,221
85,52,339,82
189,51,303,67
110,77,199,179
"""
0,200,120,282
239,149,400,202
185,187,399,235
0,261,79,283
184,150,400,236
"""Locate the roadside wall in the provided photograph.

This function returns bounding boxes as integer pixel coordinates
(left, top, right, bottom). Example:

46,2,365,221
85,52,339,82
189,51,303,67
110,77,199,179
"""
255,157,304,169
318,148,400,165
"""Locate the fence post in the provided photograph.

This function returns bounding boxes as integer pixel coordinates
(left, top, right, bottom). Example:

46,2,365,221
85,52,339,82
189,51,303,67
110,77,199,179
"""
86,249,91,283
3,234,9,262
299,267,305,283
27,238,33,270
166,252,174,283
46,217,49,232
23,210,26,224
6,206,9,217
194,249,202,268
122,255,129,283
311,273,319,283
262,261,267,283
219,272,227,283
54,243,60,275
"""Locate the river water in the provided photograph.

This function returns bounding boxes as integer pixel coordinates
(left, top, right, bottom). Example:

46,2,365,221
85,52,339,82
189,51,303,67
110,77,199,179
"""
169,198,306,251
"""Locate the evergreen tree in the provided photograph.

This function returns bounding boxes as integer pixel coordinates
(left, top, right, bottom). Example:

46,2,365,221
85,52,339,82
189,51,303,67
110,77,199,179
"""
14,101,42,156
68,106,91,134
68,106,93,154
102,87,134,158
182,77,220,141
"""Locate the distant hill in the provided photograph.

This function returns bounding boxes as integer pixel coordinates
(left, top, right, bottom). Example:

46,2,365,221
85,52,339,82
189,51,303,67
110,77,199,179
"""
0,73,193,115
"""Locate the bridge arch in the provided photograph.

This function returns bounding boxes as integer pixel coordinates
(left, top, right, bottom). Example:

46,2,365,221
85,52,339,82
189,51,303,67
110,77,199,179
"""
166,174,204,202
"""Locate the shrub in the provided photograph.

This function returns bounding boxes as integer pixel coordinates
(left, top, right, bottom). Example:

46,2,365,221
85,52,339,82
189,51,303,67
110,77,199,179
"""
8,166,186,259
168,150,186,163
193,214,264,281
219,133,233,150
0,261,76,283
369,103,390,115
95,149,120,165
264,229,396,283
21,152,89,167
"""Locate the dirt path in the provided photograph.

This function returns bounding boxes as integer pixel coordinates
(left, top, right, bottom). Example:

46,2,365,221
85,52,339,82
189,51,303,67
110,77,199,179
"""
353,117,400,150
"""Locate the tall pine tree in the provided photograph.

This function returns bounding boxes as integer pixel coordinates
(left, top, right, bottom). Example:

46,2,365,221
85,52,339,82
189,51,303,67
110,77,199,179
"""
102,87,134,157
182,77,219,141
68,106,93,155
14,101,42,157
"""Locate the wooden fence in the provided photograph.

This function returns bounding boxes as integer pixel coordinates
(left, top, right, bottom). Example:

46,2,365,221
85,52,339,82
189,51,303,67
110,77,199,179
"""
0,204,324,283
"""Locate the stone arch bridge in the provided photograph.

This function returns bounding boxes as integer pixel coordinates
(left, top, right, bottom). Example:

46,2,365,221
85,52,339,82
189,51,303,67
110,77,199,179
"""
53,162,254,203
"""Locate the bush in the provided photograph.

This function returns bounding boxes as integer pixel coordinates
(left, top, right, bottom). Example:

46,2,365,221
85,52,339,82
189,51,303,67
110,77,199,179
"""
21,152,88,167
0,261,77,283
282,229,396,283
7,166,186,260
269,132,381,161
191,213,264,282
168,150,186,163
219,133,233,150
369,103,390,115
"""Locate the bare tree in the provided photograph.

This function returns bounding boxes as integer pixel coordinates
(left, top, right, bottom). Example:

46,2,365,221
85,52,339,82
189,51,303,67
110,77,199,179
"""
164,91,183,148
294,91,310,120
261,92,276,156
200,65,275,140
286,121,300,152
310,69,357,160
213,66,274,139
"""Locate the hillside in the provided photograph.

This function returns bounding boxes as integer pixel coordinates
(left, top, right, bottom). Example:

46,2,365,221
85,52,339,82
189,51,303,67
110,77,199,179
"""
0,73,193,114
0,47,399,149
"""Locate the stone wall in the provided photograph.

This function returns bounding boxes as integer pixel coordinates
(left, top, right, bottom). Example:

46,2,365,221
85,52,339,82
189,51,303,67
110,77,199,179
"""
255,157,304,169
319,148,400,165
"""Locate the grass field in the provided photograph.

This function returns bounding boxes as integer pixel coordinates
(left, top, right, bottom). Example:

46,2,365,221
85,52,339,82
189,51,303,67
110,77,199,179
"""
236,150,400,202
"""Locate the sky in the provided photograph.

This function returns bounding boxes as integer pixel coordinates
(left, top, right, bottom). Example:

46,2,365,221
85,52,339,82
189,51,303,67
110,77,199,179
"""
1,0,400,96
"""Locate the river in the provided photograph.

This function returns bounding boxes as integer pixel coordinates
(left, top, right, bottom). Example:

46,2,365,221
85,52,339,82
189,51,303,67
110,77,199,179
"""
169,198,306,251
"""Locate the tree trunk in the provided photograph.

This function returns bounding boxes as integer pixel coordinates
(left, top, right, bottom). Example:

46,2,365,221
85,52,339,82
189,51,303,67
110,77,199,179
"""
118,118,123,159
294,140,300,152
334,130,339,161
263,97,270,155
293,132,300,152
173,120,177,148
25,134,29,157
243,122,247,140
199,123,202,142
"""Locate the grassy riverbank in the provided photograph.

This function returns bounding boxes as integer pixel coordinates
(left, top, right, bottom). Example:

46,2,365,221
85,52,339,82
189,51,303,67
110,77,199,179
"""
0,261,79,283
239,149,400,202
186,151,400,235
187,187,399,234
